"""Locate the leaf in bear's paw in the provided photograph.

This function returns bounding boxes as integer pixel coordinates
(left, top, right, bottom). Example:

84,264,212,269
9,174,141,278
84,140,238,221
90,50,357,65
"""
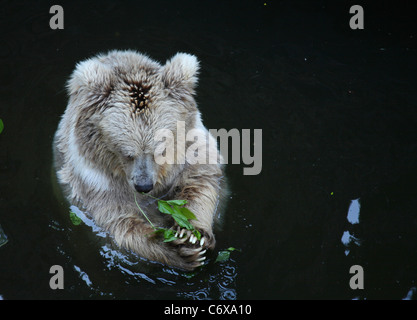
171,211,193,230
158,201,174,215
178,207,197,220
154,228,178,242
169,205,193,230
154,197,201,241
192,229,201,241
153,228,163,234
0,119,3,134
162,229,178,242
165,199,188,206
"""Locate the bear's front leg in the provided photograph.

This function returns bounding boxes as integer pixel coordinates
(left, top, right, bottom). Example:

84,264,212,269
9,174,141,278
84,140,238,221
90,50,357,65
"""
170,164,223,252
108,212,205,270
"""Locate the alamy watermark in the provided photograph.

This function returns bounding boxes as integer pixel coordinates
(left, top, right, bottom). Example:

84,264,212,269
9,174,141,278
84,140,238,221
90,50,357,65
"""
49,265,64,289
49,263,364,291
154,121,262,176
49,5,64,30
51,5,365,32
349,5,364,30
349,265,364,290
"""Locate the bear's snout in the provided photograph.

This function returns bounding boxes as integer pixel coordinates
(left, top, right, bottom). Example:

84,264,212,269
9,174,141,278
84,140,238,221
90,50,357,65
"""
134,182,153,193
131,154,155,194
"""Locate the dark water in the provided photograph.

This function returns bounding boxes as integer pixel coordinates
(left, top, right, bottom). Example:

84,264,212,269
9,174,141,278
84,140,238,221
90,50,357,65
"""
1,0,417,300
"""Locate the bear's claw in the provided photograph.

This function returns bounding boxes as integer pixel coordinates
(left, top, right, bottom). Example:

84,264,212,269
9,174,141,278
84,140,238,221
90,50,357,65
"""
170,227,209,269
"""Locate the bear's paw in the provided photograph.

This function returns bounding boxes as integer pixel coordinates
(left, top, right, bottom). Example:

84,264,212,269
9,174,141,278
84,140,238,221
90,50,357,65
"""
168,227,213,268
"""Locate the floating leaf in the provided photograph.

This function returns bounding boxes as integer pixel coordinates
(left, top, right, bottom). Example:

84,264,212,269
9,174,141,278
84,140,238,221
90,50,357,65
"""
215,250,231,263
215,247,240,263
0,119,3,134
69,210,82,225
182,271,196,279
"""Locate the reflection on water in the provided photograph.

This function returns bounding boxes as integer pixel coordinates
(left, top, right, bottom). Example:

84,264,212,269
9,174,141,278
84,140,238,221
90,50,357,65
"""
178,264,237,300
0,225,8,248
341,199,361,256
403,287,417,300
74,265,93,287
347,199,360,225
341,231,360,256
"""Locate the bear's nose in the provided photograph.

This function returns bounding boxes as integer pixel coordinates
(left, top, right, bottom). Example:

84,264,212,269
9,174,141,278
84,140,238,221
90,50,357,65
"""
134,183,153,193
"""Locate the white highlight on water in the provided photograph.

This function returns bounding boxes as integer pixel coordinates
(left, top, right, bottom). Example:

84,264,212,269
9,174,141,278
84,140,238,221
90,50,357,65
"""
347,198,360,224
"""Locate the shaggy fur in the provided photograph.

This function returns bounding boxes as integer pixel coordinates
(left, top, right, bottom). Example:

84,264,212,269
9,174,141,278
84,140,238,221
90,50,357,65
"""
53,50,224,270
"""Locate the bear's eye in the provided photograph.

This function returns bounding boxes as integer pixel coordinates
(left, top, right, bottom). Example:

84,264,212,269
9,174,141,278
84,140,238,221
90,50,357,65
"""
125,155,134,162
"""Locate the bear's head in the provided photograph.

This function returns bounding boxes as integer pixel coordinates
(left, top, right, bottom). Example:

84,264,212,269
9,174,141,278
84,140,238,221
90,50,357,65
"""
65,50,201,195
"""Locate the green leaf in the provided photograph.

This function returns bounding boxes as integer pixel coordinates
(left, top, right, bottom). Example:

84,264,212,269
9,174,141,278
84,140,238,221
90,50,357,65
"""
178,207,197,220
0,119,3,134
215,250,231,263
163,236,177,243
69,211,82,225
182,272,196,279
172,212,193,230
148,195,201,243
169,205,193,229
158,201,174,215
163,229,178,242
165,199,188,206
157,200,196,231
215,247,240,263
193,229,201,241
154,228,178,242
153,228,165,235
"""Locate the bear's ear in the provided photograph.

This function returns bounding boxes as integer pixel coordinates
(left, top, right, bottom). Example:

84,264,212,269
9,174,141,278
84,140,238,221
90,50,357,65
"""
162,53,199,95
66,57,113,98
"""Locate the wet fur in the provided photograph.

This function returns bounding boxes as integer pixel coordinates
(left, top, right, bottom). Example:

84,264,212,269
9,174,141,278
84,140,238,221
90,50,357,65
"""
53,50,225,270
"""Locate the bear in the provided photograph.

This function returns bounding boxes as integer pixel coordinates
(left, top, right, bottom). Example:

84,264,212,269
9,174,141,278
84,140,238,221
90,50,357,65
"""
53,50,225,270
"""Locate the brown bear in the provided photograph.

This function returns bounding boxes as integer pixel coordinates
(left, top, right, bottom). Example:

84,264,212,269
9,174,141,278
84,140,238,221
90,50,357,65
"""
53,50,225,270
